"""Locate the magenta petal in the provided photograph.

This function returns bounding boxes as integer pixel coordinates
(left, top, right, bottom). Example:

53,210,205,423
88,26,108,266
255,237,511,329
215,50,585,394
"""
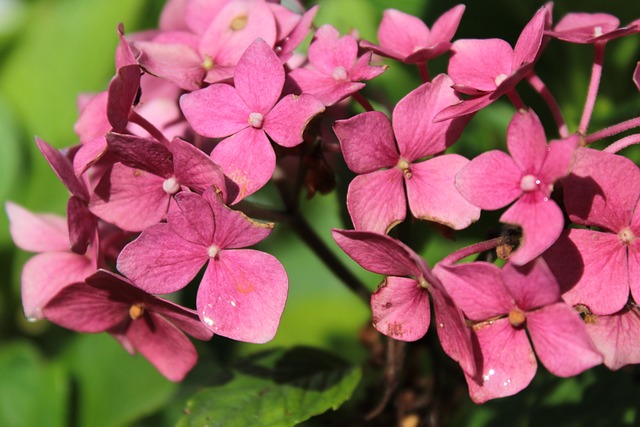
527,303,602,376
506,109,548,173
6,202,69,252
502,258,560,311
371,276,430,341
448,39,513,91
106,132,174,177
66,196,96,254
117,224,207,294
629,240,640,304
435,262,513,321
586,306,640,370
197,250,288,343
407,155,480,230
180,83,251,138
347,168,406,234
455,150,522,210
74,91,110,145
375,9,430,60
466,320,536,403
169,192,215,247
234,38,284,113
511,5,548,68
127,312,198,382
429,5,466,45
171,137,226,195
264,94,325,147
73,137,108,176
22,252,95,320
331,229,422,278
107,64,140,131
348,52,387,82
500,193,564,265
309,25,358,74
89,164,169,232
35,137,88,199
433,93,494,122
334,111,399,174
538,136,578,184
136,41,205,91
634,62,640,91
287,68,365,106
210,128,275,204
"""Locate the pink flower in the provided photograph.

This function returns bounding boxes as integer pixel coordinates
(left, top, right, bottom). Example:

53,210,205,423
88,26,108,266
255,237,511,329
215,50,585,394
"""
360,5,465,64
117,188,288,343
546,12,640,44
333,74,478,233
584,303,640,370
180,38,325,203
436,258,602,403
43,270,213,382
456,109,578,265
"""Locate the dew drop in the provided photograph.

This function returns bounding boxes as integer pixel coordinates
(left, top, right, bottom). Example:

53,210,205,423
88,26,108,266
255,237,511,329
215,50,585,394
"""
482,368,496,382
230,300,237,307
439,323,444,328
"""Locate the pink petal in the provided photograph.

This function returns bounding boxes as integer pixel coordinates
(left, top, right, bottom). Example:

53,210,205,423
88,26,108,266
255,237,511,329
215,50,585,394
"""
35,137,88,199
348,52,388,82
277,5,318,60
527,303,602,376
6,202,69,252
183,0,226,34
538,136,579,184
22,252,95,320
511,5,548,69
308,25,358,75
74,91,110,145
550,12,621,43
105,133,174,177
502,258,561,311
333,111,399,174
393,75,468,159
73,137,108,176
171,137,227,196
180,83,251,138
455,150,522,210
234,38,284,114
500,192,564,265
375,9,431,60
586,305,640,370
630,240,640,305
107,64,140,131
287,68,365,106
127,312,199,382
264,93,325,147
135,41,205,91
434,262,514,321
197,249,288,343
331,229,423,278
465,319,536,404
634,62,640,91
66,196,96,255
117,223,207,294
407,154,480,230
89,164,170,232
506,109,548,174
448,39,513,92
433,93,495,122
429,5,466,46
346,169,406,234
210,128,275,204
371,276,430,341
169,192,215,247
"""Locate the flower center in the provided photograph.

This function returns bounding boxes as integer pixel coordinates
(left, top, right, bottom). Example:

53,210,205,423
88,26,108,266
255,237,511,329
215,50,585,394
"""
129,303,145,320
520,174,540,192
593,26,603,37
619,227,636,244
202,55,214,71
397,158,412,179
248,112,264,128
332,66,348,81
494,73,508,87
508,309,526,327
230,15,248,31
208,244,221,259
418,276,430,290
162,177,180,194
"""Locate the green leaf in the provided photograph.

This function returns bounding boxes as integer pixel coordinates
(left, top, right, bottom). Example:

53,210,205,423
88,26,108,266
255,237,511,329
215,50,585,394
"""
0,341,68,427
178,347,362,427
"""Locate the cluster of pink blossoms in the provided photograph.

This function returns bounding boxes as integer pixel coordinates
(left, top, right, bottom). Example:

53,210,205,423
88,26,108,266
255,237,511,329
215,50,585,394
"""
6,0,640,403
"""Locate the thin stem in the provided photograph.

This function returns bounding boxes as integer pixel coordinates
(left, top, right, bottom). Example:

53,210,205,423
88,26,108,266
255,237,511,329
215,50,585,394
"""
578,42,606,135
365,338,406,420
439,237,503,266
603,133,640,153
505,89,526,110
585,116,640,144
352,91,375,112
418,62,430,83
526,72,569,138
128,111,171,147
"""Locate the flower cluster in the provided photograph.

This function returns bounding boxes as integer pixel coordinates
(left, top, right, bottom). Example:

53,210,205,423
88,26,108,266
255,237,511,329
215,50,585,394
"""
6,0,640,406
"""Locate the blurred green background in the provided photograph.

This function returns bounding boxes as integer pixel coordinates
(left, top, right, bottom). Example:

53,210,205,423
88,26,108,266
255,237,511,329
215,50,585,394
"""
0,0,639,426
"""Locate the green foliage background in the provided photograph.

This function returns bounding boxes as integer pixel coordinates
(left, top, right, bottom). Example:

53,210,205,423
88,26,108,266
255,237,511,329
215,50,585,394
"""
0,0,639,426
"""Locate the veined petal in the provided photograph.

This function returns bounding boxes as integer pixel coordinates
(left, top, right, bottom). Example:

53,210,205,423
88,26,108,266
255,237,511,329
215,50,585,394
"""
66,196,96,255
264,93,325,147
333,111,399,174
455,150,522,210
502,258,560,311
629,240,640,306
539,136,578,184
117,223,207,294
527,303,602,376
308,25,358,75
105,132,174,177
375,9,431,60
6,202,69,252
407,155,480,230
136,41,205,92
512,4,548,69
448,39,513,92
35,137,88,199
169,192,215,247
346,168,406,234
506,109,548,174
586,306,640,370
197,250,288,343
371,276,430,342
73,137,108,176
429,5,466,46
107,64,140,131
171,137,227,196
234,38,284,113
287,68,365,106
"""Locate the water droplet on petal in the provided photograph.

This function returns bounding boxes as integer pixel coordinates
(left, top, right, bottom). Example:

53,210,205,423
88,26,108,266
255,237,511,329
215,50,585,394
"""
439,323,444,328
482,368,496,382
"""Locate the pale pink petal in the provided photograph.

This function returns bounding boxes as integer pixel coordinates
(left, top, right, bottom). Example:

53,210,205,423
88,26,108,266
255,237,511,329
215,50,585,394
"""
346,169,406,234
407,154,480,230
117,224,207,294
287,68,365,106
89,164,169,232
183,0,227,34
502,258,560,311
348,52,387,81
545,229,628,315
331,229,422,278
180,83,250,138
506,109,548,174
234,38,284,114
203,189,273,249
264,94,325,147
6,202,69,252
500,192,564,265
375,9,431,60
22,252,95,320
465,320,536,404
127,312,199,382
527,303,602,376
74,91,109,145
197,250,288,343
455,150,522,210
210,128,275,204
434,262,514,321
169,192,215,247
538,136,578,184
393,75,468,159
135,41,205,91
308,25,358,75
511,5,548,68
448,39,513,92
586,306,640,370
333,111,399,174
371,276,430,341
171,137,227,196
